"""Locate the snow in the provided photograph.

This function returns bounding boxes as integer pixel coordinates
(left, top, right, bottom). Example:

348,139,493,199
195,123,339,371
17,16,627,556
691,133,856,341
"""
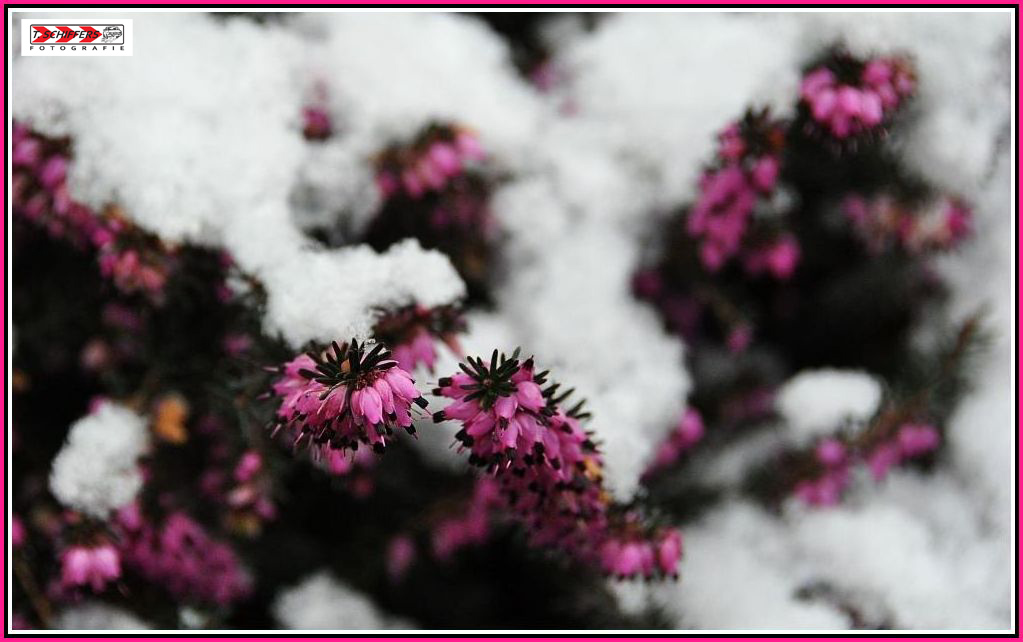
272,571,415,630
775,369,883,445
49,402,148,519
13,9,1013,630
55,603,151,630
12,13,465,348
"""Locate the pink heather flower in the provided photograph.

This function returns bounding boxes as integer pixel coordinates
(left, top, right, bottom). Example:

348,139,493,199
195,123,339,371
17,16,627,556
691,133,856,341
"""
794,468,850,507
302,106,332,141
815,438,847,467
428,141,462,177
117,508,251,606
391,328,438,374
751,155,780,192
13,138,42,168
376,171,399,197
802,55,915,140
431,478,501,561
454,130,486,162
12,515,26,548
599,523,682,580
944,200,973,243
387,534,417,582
765,236,801,280
843,193,972,253
38,155,68,190
718,122,746,161
631,268,664,300
401,169,425,198
645,408,705,477
687,126,789,272
61,542,121,592
270,339,427,457
223,333,253,357
727,323,753,354
896,423,940,457
867,441,903,481
435,350,681,580
234,451,263,483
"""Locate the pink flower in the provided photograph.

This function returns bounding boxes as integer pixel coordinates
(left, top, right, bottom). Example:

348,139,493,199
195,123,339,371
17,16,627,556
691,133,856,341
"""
234,451,263,483
765,236,801,280
302,106,332,141
718,122,746,161
454,130,486,162
896,423,940,457
391,328,438,373
435,350,682,579
794,468,850,507
944,201,973,243
117,508,251,606
867,441,903,481
645,408,705,477
38,155,67,190
12,138,42,168
387,535,417,582
12,515,26,548
61,542,121,592
428,142,462,177
815,438,847,467
801,67,836,101
727,323,753,354
802,55,915,140
751,155,780,192
270,339,427,459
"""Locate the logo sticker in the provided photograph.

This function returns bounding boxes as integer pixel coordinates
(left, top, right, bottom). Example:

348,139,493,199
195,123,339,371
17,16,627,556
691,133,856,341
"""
21,19,133,56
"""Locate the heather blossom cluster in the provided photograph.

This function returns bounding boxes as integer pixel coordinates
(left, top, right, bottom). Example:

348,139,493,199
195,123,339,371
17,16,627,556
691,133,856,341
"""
375,125,486,200
843,194,973,254
794,422,941,507
269,339,428,462
12,123,174,301
643,409,705,479
372,304,466,373
115,504,252,606
59,538,122,594
433,350,683,579
801,53,916,139
364,123,497,302
687,110,797,276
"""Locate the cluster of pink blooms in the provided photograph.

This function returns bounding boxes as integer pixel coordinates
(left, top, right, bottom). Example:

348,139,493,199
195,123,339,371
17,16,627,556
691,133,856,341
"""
430,477,502,562
843,194,973,254
373,304,466,374
13,122,173,300
59,539,121,592
793,438,853,507
269,339,427,462
795,423,941,507
375,125,486,200
801,55,916,139
599,517,683,580
643,409,705,479
687,113,800,277
225,451,277,531
386,534,418,583
631,269,758,356
433,349,683,579
116,504,251,606
866,422,941,481
302,106,333,141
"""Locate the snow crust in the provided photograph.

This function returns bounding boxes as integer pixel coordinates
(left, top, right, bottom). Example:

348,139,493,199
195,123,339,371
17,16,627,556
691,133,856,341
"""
14,10,1012,630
